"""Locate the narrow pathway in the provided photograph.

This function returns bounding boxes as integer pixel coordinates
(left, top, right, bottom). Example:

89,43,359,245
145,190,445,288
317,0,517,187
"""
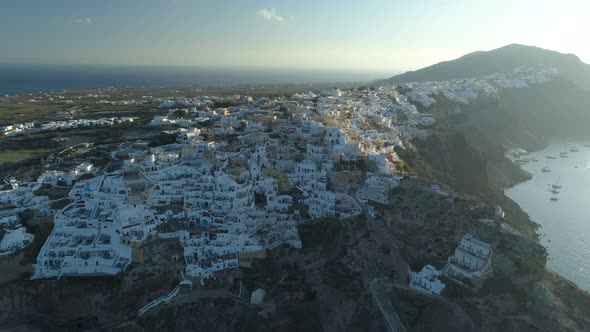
370,279,406,332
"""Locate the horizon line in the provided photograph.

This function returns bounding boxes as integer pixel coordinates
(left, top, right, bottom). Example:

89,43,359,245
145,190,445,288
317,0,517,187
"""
0,62,404,74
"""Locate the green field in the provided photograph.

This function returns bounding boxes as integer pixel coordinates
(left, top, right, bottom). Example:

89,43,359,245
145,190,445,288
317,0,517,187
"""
0,149,54,163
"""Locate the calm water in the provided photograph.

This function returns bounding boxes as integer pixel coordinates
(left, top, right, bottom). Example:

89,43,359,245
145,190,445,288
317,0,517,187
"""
0,64,388,95
505,142,590,292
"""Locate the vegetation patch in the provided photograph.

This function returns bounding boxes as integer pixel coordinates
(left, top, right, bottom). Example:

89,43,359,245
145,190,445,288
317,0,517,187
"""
0,149,54,164
262,167,290,191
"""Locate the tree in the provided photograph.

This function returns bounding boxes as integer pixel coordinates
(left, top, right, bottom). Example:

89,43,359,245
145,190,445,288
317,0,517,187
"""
172,109,188,118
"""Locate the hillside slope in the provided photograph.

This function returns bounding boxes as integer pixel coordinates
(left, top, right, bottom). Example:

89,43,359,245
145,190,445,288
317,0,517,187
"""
379,44,590,90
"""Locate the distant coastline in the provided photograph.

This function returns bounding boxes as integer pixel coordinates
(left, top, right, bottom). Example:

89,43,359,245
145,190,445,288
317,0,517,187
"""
0,64,389,95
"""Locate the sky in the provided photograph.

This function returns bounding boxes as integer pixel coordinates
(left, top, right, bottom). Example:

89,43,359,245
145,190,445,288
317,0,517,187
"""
1,0,589,73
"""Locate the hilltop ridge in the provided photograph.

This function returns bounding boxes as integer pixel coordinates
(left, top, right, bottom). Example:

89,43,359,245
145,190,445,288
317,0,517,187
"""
379,44,590,90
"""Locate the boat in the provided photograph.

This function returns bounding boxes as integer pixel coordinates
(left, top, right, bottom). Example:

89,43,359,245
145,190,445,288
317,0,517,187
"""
550,189,560,194
584,144,590,148
541,167,551,172
551,184,562,189
546,155,557,159
570,146,579,152
560,152,569,158
550,196,558,201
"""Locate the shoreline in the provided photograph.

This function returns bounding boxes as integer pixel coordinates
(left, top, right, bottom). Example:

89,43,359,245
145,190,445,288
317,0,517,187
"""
504,140,590,293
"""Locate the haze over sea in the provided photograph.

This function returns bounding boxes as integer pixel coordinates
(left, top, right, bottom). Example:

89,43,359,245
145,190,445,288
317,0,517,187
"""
506,142,590,292
0,64,388,96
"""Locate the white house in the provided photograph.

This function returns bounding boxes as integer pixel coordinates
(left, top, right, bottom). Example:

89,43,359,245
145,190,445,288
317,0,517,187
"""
325,126,346,146
443,233,493,281
177,128,201,144
0,227,34,255
0,211,19,228
296,160,317,176
410,265,445,295
73,163,95,178
37,170,74,186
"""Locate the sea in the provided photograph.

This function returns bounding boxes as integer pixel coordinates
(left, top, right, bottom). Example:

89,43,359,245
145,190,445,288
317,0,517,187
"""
505,142,590,292
0,64,389,95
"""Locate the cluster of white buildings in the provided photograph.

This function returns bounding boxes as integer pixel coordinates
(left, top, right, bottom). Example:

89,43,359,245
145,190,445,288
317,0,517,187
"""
1,117,135,137
96,99,146,106
411,234,493,294
1,122,36,136
33,85,438,279
33,197,133,278
0,181,51,224
37,163,95,186
23,79,505,283
33,141,305,278
0,181,50,255
0,227,34,256
398,65,559,109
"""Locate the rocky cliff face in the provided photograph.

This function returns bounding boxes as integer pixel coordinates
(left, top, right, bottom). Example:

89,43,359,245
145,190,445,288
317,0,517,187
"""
413,133,489,194
0,237,183,330
381,178,590,331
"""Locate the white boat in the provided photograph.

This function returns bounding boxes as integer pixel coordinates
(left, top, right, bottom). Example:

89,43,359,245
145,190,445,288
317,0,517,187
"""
541,167,551,173
570,146,579,152
550,189,560,194
551,184,562,189
546,155,557,159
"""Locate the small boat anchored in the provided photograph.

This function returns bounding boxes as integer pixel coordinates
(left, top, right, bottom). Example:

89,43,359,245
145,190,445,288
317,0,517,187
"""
550,196,559,201
570,146,580,152
541,167,551,173
546,155,557,159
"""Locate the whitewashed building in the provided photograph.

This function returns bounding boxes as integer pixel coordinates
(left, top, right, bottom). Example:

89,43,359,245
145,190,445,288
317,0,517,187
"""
410,265,445,295
443,233,493,281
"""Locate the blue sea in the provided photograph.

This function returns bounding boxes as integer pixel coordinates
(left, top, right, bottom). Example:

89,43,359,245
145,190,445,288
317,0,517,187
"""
0,64,389,95
505,142,590,292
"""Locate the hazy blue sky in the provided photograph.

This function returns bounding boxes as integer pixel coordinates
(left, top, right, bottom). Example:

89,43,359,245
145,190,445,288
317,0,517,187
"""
1,0,588,72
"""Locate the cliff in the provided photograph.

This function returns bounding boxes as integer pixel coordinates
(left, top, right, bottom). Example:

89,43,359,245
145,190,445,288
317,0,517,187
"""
380,179,590,331
0,237,183,330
